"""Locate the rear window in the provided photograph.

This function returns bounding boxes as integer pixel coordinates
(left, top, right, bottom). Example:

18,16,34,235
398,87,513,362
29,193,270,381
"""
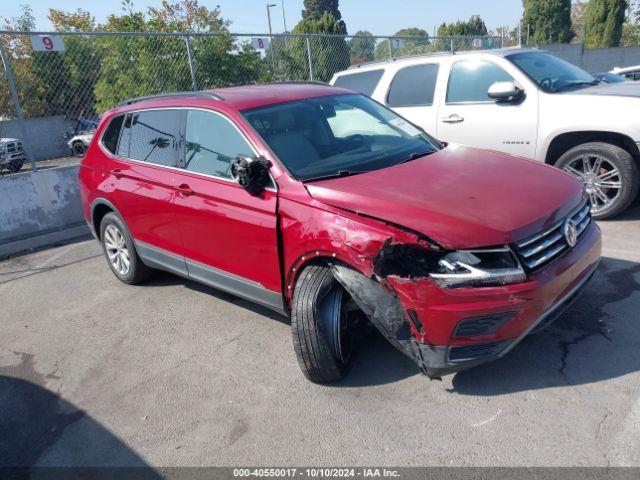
387,64,439,107
101,115,124,154
333,69,384,96
116,109,182,167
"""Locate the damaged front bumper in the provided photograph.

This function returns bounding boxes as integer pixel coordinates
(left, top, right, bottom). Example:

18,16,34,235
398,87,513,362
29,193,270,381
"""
332,222,602,379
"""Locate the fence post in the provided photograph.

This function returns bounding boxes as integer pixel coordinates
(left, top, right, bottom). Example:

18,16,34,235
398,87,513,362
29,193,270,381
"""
388,37,393,59
450,38,454,53
184,34,197,91
0,42,37,172
306,35,314,82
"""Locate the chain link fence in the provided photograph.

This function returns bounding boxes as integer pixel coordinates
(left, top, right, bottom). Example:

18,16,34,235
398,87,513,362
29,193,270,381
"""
0,31,507,173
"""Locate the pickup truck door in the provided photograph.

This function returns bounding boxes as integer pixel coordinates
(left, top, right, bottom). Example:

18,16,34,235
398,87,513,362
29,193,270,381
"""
436,58,539,159
384,62,440,135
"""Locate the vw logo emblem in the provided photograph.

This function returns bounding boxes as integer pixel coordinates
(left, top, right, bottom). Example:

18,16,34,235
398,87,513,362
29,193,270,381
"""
564,219,578,247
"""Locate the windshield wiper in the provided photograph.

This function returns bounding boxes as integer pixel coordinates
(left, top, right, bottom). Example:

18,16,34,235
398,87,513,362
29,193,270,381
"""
554,80,600,91
396,150,434,165
302,169,364,183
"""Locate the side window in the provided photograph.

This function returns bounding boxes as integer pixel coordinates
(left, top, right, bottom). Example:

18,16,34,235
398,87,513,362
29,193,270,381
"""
185,109,254,179
447,60,513,103
101,115,124,154
116,114,132,158
333,69,384,96
387,64,439,107
127,110,181,166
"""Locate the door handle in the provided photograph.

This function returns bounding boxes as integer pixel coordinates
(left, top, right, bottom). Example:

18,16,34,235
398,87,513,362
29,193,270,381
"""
177,183,195,196
110,168,124,179
441,114,465,124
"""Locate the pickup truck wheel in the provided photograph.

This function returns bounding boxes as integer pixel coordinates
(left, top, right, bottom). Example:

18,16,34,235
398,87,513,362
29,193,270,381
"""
555,142,639,219
72,141,86,157
6,159,24,174
291,264,359,383
100,212,151,284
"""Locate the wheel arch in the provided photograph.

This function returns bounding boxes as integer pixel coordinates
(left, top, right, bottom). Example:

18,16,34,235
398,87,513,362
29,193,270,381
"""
284,250,370,303
90,198,122,241
544,131,640,165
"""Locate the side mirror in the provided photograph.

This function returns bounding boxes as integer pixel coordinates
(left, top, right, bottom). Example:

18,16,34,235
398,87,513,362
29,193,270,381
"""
488,81,523,102
230,155,272,195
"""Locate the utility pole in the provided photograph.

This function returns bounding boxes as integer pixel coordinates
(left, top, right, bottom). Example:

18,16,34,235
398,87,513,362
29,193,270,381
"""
281,0,288,33
266,3,276,36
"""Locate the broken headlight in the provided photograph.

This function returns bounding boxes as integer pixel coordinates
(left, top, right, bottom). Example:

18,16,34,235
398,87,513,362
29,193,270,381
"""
429,247,526,289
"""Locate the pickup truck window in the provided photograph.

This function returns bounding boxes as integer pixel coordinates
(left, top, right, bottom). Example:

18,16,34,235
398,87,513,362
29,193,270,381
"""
387,64,439,107
446,60,512,104
242,93,439,181
507,51,597,92
333,69,384,96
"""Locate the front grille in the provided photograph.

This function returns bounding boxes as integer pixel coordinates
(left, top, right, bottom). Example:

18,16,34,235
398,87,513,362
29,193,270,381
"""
514,201,591,271
5,142,22,154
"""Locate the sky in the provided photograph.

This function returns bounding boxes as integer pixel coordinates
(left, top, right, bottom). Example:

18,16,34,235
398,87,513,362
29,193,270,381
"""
0,0,524,35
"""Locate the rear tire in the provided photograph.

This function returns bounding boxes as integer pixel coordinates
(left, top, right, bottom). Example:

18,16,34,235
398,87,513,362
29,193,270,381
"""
291,264,359,383
99,212,151,284
555,142,639,219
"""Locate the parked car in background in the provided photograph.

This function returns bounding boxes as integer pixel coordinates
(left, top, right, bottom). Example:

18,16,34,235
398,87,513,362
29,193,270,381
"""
0,137,26,174
68,132,94,157
611,65,640,81
79,85,601,383
331,49,640,219
593,71,628,84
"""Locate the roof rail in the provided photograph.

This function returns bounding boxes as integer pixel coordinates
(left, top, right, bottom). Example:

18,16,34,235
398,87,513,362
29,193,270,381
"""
347,51,455,70
117,91,223,107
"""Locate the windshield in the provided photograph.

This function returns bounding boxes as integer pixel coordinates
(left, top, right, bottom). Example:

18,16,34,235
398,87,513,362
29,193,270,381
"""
507,51,598,92
241,94,440,181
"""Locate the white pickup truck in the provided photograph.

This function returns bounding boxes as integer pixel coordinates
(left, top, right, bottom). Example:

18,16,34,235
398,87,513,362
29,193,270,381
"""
0,137,26,174
331,48,640,219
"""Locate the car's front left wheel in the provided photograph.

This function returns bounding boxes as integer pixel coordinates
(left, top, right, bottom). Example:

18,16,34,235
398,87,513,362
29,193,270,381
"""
291,264,361,383
99,212,151,284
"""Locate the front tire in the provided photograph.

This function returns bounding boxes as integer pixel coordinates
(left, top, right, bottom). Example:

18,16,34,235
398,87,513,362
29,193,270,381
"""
555,142,639,219
7,159,24,174
291,265,359,383
72,141,87,157
99,212,150,284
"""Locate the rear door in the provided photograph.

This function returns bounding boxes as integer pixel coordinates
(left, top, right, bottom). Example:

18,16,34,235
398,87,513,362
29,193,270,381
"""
436,58,538,158
102,109,186,274
171,108,282,310
385,62,440,135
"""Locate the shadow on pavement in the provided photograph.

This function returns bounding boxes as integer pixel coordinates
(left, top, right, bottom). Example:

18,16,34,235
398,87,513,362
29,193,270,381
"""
451,256,640,395
0,352,161,478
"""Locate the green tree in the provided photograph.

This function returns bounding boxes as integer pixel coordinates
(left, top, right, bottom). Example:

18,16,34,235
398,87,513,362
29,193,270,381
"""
282,0,349,82
1,4,49,118
583,0,627,47
94,0,266,111
522,0,573,44
375,28,431,60
434,16,489,51
348,30,375,63
437,15,488,36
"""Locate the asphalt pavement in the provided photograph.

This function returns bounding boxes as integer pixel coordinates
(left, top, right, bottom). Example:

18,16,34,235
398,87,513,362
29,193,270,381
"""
1,204,640,467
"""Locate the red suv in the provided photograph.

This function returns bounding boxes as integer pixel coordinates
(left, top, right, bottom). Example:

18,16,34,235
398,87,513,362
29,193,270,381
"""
79,83,601,383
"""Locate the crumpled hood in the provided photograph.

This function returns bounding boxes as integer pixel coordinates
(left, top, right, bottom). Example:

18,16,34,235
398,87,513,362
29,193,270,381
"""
305,145,583,250
569,81,640,98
